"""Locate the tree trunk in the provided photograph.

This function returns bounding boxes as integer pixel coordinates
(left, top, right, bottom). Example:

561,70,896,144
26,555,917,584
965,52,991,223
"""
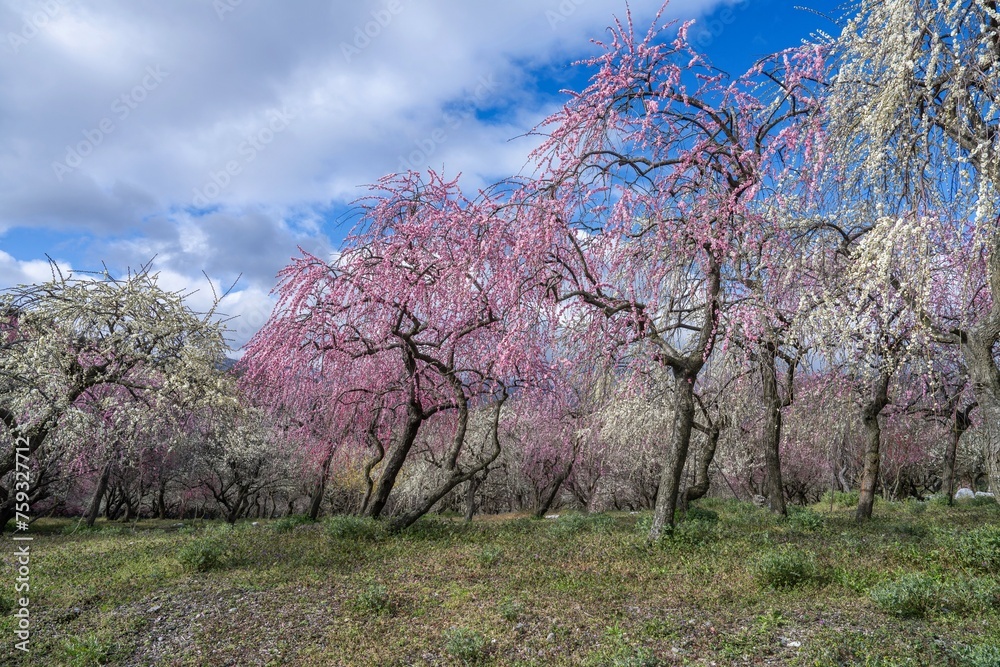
226,495,246,524
760,349,787,515
156,479,168,520
959,246,1000,498
104,485,119,520
533,464,573,519
307,482,323,520
837,463,851,493
365,409,421,519
964,334,1000,496
944,404,975,505
463,471,486,522
309,450,335,521
123,495,136,522
649,372,696,540
389,461,494,531
857,372,891,521
85,461,113,527
388,397,505,532
682,422,721,511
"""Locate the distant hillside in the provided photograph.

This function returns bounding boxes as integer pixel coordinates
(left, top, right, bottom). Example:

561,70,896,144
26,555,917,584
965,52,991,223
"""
216,357,239,372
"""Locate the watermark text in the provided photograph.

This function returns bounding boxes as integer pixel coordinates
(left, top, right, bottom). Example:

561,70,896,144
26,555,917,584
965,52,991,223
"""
12,431,32,653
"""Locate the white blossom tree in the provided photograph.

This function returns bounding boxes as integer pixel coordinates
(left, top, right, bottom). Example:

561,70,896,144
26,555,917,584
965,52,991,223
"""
828,0,1000,494
0,264,229,530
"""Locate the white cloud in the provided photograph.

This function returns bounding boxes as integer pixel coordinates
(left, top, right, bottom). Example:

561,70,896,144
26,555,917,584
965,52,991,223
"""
0,250,71,285
0,0,734,345
218,285,279,355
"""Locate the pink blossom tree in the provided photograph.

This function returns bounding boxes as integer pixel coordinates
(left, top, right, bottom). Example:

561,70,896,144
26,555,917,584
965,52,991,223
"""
242,171,550,530
519,5,825,538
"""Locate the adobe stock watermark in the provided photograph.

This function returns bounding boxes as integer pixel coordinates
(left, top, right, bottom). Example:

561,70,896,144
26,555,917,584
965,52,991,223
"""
340,0,410,63
6,0,70,55
547,0,750,42
397,74,499,173
51,65,169,182
11,431,32,653
546,0,587,30
191,107,296,208
213,0,243,21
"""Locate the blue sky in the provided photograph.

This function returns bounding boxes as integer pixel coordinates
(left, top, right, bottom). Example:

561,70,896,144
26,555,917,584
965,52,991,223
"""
0,0,843,351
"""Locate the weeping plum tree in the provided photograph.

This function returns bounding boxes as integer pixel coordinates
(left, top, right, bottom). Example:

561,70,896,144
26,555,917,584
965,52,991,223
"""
194,402,294,524
0,265,228,531
520,5,825,538
730,234,814,515
827,0,1000,494
803,222,924,521
241,355,365,520
918,357,977,503
517,378,603,518
243,171,551,530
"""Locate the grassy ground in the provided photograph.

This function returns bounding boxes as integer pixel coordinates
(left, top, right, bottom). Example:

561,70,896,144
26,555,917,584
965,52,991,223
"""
1,497,999,666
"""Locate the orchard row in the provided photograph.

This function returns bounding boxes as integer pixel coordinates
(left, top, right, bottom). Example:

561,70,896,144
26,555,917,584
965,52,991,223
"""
2,0,998,536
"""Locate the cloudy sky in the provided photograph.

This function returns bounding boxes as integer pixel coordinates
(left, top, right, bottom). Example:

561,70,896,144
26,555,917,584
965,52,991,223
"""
0,0,841,352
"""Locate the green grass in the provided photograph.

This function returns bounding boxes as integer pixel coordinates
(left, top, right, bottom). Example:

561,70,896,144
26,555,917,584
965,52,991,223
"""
1,501,998,665
752,547,825,589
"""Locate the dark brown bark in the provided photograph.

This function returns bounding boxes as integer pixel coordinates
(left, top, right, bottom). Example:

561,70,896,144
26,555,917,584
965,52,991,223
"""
857,372,891,521
961,317,1000,498
122,495,136,522
837,462,851,493
464,467,492,522
388,454,498,531
645,254,720,540
682,420,721,510
534,462,574,519
650,371,697,539
156,479,168,520
359,413,385,515
365,405,421,519
943,403,976,505
308,447,335,521
364,345,453,519
308,480,324,520
388,396,505,532
365,351,425,520
85,461,113,527
226,493,250,524
760,348,788,516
